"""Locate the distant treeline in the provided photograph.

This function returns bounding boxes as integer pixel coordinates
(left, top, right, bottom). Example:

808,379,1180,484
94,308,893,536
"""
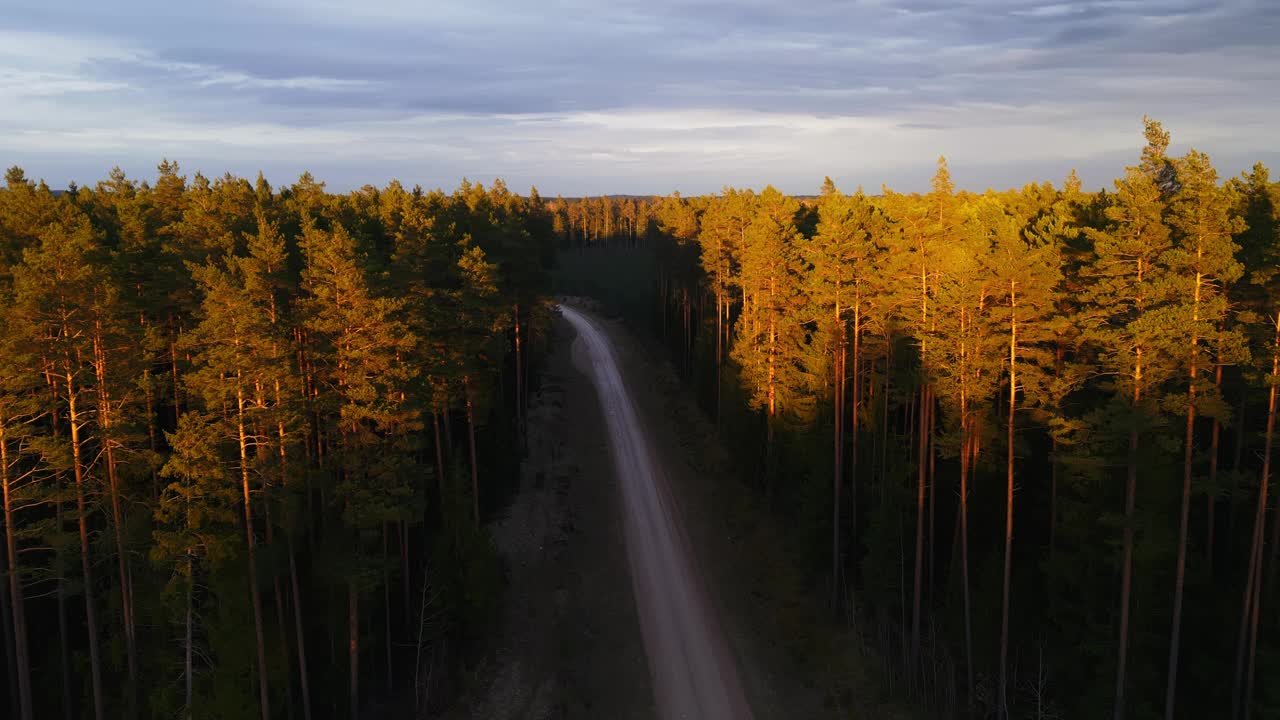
560,118,1280,720
0,166,555,720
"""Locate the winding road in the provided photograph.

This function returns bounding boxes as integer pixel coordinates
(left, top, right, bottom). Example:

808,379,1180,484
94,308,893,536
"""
561,304,754,720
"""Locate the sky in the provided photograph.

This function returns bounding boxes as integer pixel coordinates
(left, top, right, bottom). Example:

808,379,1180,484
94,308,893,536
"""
2,0,1278,195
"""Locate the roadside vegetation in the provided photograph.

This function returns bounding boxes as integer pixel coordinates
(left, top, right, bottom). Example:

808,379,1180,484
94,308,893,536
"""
554,118,1280,720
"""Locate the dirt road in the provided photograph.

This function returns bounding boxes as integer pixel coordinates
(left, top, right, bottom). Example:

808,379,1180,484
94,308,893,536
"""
561,304,754,720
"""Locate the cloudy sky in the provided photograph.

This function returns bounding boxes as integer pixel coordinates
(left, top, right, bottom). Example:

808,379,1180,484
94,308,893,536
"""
2,0,1277,195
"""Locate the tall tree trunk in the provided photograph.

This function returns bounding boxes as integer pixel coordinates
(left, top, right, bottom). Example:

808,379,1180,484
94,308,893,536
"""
266,504,294,720
832,298,844,609
384,527,394,696
1,422,33,720
849,296,861,599
999,284,1017,719
464,377,481,529
1166,271,1202,720
911,233,930,676
400,520,411,628
56,478,72,720
94,327,138,701
432,410,447,516
1230,394,1247,541
171,331,183,426
144,365,158,497
514,304,524,442
1233,497,1264,720
1208,332,1225,576
1051,342,1065,559
289,536,313,720
1115,347,1143,720
349,583,360,720
927,391,937,608
880,339,892,495
68,368,106,720
1234,319,1277,719
767,276,778,486
274,385,314,720
911,383,928,672
958,305,974,708
44,372,73,720
0,526,16,720
960,416,974,709
716,292,723,427
238,386,273,720
185,553,194,719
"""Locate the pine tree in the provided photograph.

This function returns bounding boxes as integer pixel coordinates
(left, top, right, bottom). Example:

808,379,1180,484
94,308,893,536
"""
804,181,886,607
300,221,417,717
1232,162,1280,720
697,188,753,425
12,206,109,720
1160,149,1244,719
925,194,1000,705
1082,165,1174,720
983,194,1064,718
0,293,39,720
154,412,239,718
184,246,292,720
730,186,806,475
882,157,967,670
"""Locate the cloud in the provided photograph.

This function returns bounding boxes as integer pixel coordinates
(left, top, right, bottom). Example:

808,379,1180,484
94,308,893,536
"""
0,0,1276,194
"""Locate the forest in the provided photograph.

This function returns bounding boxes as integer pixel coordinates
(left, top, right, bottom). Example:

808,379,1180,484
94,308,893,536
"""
554,118,1280,719
0,165,555,720
2,116,1278,720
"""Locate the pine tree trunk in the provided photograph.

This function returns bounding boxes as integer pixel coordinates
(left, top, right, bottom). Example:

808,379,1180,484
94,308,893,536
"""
56,481,72,720
1233,319,1277,719
927,392,937,607
67,367,106,720
185,554,194,719
44,371,73,720
833,299,844,609
171,330,183,426
274,386,314,720
911,384,928,672
880,339,892,494
1208,332,1225,576
289,536,313,720
239,387,273,720
958,305,974,708
1166,273,1202,720
1230,395,1247,541
1,422,33,720
849,298,861,597
514,304,524,442
350,583,360,720
1,530,17,720
94,327,138,701
432,410,447,516
1233,497,1263,720
465,377,481,529
767,276,777,488
400,520,411,628
384,527,394,695
716,292,723,427
1051,342,1065,559
999,285,1017,719
960,416,974,709
1115,349,1142,720
144,366,158,497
